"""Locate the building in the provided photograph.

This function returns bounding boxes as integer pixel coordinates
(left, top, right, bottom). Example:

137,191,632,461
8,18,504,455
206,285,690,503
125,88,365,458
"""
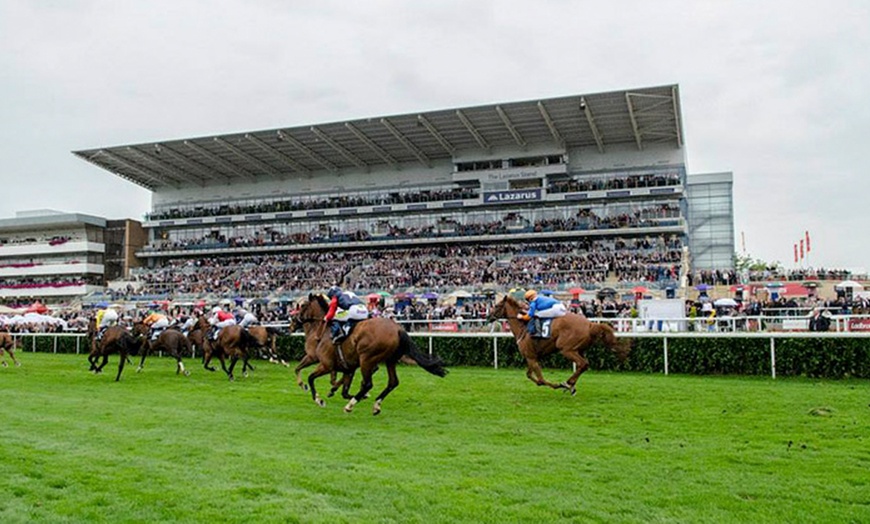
74,85,734,297
0,211,145,303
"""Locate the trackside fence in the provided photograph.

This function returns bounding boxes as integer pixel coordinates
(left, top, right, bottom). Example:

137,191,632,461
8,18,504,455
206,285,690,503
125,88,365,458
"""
8,318,870,379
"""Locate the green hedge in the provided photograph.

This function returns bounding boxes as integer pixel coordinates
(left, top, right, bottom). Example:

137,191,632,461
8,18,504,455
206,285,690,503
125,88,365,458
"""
16,334,870,379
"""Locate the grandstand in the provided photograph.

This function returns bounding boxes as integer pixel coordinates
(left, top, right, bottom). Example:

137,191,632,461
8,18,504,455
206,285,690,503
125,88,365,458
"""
74,84,734,300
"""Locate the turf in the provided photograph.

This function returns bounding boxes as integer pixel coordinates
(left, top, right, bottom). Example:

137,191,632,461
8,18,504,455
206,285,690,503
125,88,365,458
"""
0,353,868,523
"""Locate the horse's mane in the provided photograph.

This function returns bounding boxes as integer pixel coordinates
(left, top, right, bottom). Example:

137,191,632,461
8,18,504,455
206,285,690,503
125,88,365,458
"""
502,295,522,308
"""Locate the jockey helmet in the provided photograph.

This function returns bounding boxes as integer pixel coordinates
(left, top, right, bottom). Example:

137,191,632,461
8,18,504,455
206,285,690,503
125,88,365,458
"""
524,289,538,301
211,306,222,314
327,286,342,299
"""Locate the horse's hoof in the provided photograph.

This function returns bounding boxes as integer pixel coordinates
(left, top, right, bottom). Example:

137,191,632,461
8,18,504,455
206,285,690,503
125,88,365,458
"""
344,405,354,413
327,390,336,398
136,367,143,373
15,362,21,367
184,370,191,376
228,376,235,382
1,362,7,368
315,398,326,408
243,371,249,378
302,384,309,392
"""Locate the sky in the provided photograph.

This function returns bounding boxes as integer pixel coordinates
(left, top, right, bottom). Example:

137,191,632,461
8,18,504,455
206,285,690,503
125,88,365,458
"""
1,1,868,270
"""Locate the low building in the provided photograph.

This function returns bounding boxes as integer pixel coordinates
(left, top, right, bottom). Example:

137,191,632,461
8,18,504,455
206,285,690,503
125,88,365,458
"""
0,210,145,303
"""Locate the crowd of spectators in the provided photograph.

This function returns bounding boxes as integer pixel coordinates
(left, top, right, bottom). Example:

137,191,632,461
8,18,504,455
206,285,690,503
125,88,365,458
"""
0,277,98,290
146,187,479,221
145,204,683,253
130,235,684,298
145,171,683,222
747,267,857,282
548,172,682,193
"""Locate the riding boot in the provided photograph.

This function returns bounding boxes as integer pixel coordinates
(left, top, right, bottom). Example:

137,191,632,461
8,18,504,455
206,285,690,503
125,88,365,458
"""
330,321,344,345
527,319,536,336
97,326,107,340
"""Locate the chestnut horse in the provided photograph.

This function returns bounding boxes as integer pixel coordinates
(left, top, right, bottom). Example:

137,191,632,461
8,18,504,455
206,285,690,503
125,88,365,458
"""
487,296,630,395
131,323,192,376
194,316,258,381
87,320,147,382
0,332,21,367
298,294,448,415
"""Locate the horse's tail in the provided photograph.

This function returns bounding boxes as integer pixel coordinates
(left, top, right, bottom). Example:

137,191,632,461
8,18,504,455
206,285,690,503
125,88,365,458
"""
592,322,631,362
398,330,448,377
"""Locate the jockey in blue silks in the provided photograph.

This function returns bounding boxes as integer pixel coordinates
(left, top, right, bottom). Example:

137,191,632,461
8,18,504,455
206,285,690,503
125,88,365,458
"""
518,289,567,335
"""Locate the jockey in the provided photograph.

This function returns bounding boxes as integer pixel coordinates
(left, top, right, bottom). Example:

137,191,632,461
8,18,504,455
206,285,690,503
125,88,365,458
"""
518,289,567,336
142,310,170,341
208,305,236,340
324,285,369,344
95,305,119,340
237,308,258,329
175,313,196,336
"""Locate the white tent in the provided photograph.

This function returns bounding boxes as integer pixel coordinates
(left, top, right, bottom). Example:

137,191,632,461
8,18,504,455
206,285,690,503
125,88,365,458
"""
835,280,864,290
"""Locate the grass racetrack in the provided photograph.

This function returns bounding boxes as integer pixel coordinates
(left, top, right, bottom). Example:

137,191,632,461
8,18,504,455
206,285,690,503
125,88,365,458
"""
1,353,868,523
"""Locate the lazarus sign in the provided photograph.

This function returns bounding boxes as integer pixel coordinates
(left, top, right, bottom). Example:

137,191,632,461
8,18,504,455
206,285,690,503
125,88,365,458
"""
482,189,542,204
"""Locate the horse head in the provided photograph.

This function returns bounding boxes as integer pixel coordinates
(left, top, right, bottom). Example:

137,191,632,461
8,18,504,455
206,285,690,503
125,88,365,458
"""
487,296,520,322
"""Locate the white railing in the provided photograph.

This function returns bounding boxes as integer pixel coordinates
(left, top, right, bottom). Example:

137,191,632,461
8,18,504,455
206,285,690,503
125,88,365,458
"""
10,315,870,380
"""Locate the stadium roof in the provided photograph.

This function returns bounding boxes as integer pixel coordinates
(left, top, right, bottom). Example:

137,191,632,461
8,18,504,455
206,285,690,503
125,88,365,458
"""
73,84,683,191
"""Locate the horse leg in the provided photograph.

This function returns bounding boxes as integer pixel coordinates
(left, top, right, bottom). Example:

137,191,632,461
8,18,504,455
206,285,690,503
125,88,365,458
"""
307,363,333,407
174,350,189,376
203,350,216,372
294,354,317,391
96,354,109,373
8,348,19,367
344,363,376,413
558,351,590,396
226,356,238,381
115,351,127,382
137,350,148,373
525,358,564,390
0,350,6,367
370,364,400,416
329,370,355,398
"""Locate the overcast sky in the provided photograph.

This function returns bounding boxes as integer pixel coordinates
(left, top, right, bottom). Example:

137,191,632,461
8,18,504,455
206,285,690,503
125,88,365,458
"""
1,1,868,270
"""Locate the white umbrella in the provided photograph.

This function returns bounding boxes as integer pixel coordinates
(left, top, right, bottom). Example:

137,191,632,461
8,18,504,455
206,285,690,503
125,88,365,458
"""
835,280,864,290
714,298,738,307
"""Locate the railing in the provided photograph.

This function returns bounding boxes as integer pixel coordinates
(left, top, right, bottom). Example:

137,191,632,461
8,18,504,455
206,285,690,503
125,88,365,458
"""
11,314,870,380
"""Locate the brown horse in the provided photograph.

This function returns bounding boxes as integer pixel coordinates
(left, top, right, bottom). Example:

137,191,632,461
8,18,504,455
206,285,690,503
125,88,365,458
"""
299,294,448,415
0,332,21,367
87,319,147,382
248,325,289,366
487,295,630,395
131,323,192,376
194,316,257,381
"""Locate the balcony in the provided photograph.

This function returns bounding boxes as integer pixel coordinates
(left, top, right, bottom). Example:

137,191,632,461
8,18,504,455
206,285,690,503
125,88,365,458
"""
0,263,105,279
0,241,105,258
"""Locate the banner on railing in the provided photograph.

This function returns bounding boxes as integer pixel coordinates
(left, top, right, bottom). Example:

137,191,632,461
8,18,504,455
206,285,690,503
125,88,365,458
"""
848,318,870,332
430,322,459,332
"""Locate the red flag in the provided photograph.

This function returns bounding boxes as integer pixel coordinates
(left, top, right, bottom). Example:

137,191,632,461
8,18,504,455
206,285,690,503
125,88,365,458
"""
794,243,798,263
800,239,805,260
805,231,811,253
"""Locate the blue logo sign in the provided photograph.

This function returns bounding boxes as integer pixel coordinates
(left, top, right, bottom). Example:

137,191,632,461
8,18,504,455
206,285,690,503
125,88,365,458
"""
482,189,542,204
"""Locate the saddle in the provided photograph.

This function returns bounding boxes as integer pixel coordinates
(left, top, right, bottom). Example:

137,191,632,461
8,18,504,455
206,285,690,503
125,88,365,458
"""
528,318,553,339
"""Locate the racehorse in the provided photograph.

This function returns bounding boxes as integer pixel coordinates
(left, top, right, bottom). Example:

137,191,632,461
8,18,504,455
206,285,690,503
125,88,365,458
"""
194,316,258,381
247,325,289,366
288,298,341,394
87,319,147,382
0,332,21,367
298,294,448,415
487,295,630,395
131,322,192,376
